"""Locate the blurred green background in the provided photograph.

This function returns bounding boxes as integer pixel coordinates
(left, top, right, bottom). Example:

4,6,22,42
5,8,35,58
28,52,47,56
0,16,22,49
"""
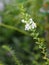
0,0,49,65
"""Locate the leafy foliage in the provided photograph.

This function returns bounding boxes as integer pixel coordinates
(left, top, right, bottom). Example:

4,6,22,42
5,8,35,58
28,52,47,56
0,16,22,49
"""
0,0,49,65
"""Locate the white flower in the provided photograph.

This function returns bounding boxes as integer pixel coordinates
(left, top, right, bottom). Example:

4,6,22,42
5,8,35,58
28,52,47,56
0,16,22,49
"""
29,18,37,29
21,18,37,31
21,19,27,23
31,22,36,29
29,18,35,25
0,2,4,11
29,18,32,22
25,23,30,30
21,19,25,23
29,18,33,24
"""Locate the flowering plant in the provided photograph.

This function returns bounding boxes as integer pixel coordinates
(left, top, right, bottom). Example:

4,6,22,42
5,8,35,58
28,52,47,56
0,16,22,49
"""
21,7,49,64
0,1,49,65
21,18,36,30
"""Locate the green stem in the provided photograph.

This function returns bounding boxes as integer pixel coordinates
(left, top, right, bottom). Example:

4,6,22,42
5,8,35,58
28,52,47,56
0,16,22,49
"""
0,23,32,37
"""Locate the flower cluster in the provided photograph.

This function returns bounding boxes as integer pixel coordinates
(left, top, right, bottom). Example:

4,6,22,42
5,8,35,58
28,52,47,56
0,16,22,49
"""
21,18,37,31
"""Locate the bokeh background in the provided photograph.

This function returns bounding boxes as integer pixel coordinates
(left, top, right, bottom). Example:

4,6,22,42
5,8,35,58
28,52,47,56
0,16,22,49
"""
0,0,49,65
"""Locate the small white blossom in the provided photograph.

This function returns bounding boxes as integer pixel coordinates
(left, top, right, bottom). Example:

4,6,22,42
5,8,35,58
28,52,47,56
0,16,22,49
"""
29,18,32,22
21,19,25,23
25,23,30,30
31,22,36,29
0,2,4,11
21,19,27,23
29,18,33,24
21,18,37,31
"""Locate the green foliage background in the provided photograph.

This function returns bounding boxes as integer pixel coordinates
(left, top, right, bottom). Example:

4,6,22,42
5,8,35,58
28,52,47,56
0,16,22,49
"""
0,0,49,65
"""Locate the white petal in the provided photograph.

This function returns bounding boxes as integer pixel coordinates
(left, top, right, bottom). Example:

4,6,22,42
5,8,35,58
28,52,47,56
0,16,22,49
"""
21,19,27,23
25,23,30,30
29,18,32,22
29,18,34,24
31,23,35,29
21,19,25,23
31,22,36,29
34,23,36,27
29,18,33,24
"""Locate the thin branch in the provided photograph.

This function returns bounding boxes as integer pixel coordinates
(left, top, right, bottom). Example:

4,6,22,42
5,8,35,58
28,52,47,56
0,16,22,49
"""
0,23,32,37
